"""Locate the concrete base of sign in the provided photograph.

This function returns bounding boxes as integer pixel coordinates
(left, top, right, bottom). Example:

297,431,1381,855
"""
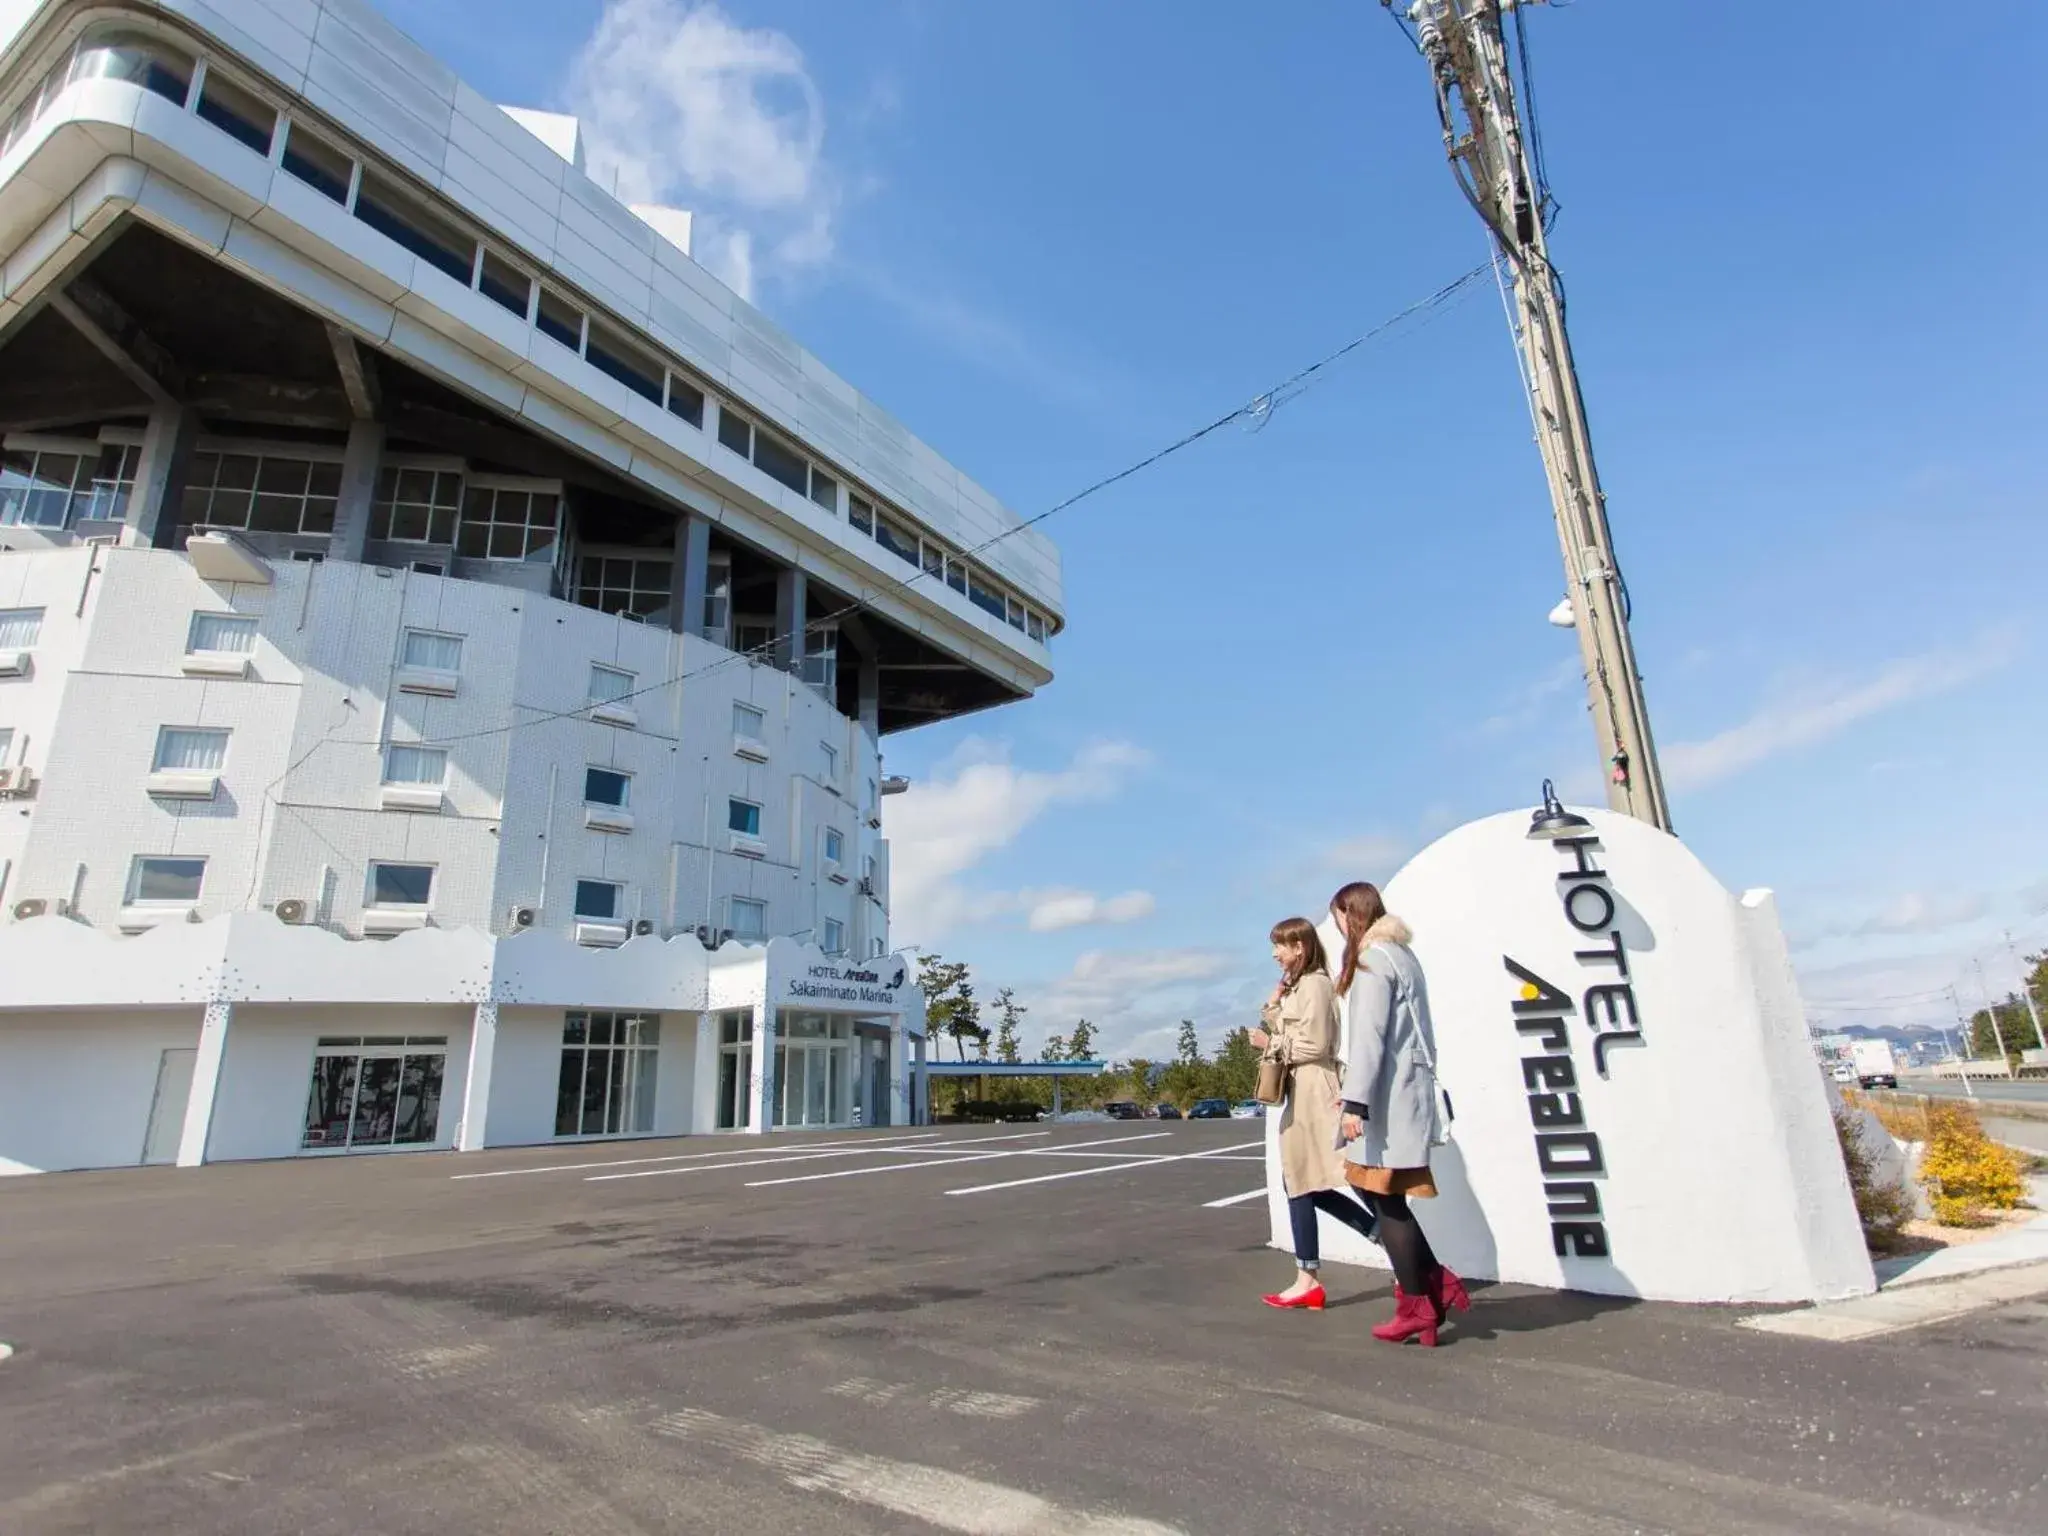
1268,808,1876,1306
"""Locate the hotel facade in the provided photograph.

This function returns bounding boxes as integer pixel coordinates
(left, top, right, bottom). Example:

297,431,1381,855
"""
0,0,1061,1172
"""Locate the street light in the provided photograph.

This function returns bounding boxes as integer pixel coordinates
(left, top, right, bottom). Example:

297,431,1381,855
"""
1526,779,1593,841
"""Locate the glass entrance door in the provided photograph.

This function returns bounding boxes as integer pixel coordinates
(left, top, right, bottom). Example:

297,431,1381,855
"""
301,1036,447,1151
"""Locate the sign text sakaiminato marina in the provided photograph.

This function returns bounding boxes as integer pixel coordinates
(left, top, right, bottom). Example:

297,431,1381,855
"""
781,959,911,1007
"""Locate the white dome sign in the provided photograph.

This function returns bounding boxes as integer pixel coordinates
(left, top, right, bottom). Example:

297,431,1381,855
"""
1275,808,1875,1305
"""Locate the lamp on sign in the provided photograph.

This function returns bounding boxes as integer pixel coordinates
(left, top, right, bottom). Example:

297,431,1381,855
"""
1526,779,1594,842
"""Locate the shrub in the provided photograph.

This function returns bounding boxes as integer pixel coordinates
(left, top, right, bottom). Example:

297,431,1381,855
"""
1832,1104,1913,1252
1919,1101,2027,1227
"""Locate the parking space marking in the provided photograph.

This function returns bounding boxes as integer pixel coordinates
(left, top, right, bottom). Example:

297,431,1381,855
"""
746,1152,1018,1188
1202,1188,1267,1208
946,1140,1263,1196
584,1130,1054,1184
451,1133,945,1181
743,1133,1180,1189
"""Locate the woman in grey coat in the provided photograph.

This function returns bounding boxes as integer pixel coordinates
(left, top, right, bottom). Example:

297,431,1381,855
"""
1331,880,1470,1346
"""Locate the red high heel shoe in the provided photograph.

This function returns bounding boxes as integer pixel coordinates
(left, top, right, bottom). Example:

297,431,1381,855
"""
1370,1290,1438,1346
1261,1284,1327,1310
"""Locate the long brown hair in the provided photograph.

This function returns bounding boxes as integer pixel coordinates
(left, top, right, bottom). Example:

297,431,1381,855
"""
1269,915,1327,992
1329,881,1387,997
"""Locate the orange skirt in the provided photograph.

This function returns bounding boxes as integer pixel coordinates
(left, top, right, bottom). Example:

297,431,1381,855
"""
1344,1163,1437,1199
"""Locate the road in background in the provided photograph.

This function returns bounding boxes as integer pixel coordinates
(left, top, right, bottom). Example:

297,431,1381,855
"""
1,1122,2042,1535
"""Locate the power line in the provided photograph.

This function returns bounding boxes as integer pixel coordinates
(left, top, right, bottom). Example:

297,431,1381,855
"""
298,261,1494,755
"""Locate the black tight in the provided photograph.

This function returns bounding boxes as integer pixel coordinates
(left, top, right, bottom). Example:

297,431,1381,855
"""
1370,1192,1441,1296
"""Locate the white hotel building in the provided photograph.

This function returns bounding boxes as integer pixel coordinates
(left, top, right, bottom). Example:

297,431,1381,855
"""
0,0,1061,1172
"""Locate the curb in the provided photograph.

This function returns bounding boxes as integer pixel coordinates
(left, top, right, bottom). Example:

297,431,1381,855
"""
1737,1259,2048,1342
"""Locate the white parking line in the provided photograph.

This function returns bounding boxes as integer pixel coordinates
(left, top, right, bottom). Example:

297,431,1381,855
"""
1202,1188,1268,1208
450,1133,946,1181
946,1140,1263,1196
746,1152,1018,1188
741,1133,1177,1189
584,1130,1053,1184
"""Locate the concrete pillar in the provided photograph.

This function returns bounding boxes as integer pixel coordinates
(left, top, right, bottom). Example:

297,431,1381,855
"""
126,402,198,549
671,514,711,638
692,1011,720,1133
888,1020,909,1129
772,566,806,673
327,419,386,563
858,650,880,738
175,1000,233,1167
748,1002,777,1134
456,1000,499,1152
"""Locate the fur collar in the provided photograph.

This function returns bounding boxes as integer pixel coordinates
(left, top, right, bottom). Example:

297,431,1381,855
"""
1364,914,1412,946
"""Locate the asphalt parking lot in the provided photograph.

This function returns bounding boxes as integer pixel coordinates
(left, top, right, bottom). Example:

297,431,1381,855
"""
2,1121,2043,1535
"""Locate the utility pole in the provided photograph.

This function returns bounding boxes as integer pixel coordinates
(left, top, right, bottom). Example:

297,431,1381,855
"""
1945,987,1976,1100
2006,930,2044,1054
1973,960,2013,1077
1388,0,1671,828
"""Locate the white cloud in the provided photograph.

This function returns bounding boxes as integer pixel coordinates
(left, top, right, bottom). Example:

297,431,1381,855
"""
566,0,836,300
1472,657,1581,739
1025,889,1156,933
2024,879,2048,917
887,741,1149,944
1021,947,1253,1062
1853,891,1989,938
1663,630,2017,791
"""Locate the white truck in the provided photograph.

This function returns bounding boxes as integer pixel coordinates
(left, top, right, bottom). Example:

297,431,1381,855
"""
1850,1039,1899,1090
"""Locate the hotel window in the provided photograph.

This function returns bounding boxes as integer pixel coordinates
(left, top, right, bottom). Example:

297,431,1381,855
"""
574,879,622,921
728,798,761,837
586,320,664,406
536,287,584,351
154,727,228,772
847,493,874,536
820,742,838,784
874,516,920,568
1006,597,1028,633
367,862,434,908
280,121,353,204
664,373,706,429
943,556,968,595
370,467,463,543
824,828,844,864
82,443,141,522
1027,612,1047,643
801,623,838,693
73,29,194,107
182,452,341,536
301,1034,447,1150
0,449,92,528
188,613,258,655
128,856,206,906
399,629,462,672
921,542,945,581
967,574,1008,623
733,701,765,738
584,766,630,808
354,171,476,285
730,897,767,941
0,728,12,763
808,466,838,512
382,744,447,786
476,248,530,318
456,485,559,561
750,427,808,497
716,405,752,457
194,69,276,155
0,607,45,648
589,664,635,706
555,1012,661,1137
576,555,673,620
822,917,845,956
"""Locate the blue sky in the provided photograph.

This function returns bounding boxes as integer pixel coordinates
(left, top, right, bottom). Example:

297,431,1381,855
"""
377,0,2047,1057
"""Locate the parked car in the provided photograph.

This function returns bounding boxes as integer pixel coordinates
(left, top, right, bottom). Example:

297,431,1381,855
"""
1189,1098,1232,1120
1830,1063,1854,1084
1230,1101,1265,1119
1103,1101,1144,1120
1154,1103,1182,1120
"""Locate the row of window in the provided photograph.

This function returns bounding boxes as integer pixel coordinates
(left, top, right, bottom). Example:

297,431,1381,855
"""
0,443,140,529
0,23,1056,646
121,853,841,951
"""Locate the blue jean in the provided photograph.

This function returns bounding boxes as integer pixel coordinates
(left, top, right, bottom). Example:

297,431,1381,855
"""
1287,1188,1380,1271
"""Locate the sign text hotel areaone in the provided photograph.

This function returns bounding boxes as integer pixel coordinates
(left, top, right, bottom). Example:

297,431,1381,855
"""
1505,834,1646,1261
784,959,909,1006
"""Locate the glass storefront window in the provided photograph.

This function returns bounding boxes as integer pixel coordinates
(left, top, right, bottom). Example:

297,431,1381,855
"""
301,1035,447,1150
553,1011,660,1137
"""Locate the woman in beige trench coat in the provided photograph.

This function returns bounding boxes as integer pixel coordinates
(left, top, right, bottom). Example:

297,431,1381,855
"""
1250,916,1380,1310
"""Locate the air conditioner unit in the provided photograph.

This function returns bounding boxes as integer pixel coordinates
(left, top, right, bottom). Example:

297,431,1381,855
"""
509,905,538,929
12,897,48,920
856,878,876,898
694,923,715,945
0,766,31,795
274,897,309,925
84,533,120,548
633,918,655,936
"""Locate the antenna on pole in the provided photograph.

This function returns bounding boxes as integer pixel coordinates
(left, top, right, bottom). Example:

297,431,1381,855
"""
1385,0,1673,830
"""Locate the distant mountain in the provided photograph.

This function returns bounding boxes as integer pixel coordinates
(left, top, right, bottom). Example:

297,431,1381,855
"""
1812,1022,1958,1053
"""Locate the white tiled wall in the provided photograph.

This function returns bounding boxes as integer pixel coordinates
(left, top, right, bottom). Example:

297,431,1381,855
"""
0,548,887,946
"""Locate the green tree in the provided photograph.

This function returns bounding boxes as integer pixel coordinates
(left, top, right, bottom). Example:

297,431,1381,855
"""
991,988,1026,1065
1040,1031,1068,1062
1971,999,2043,1059
1212,1026,1261,1103
1176,1019,1202,1067
918,954,983,1061
1124,1058,1155,1101
1067,1019,1098,1062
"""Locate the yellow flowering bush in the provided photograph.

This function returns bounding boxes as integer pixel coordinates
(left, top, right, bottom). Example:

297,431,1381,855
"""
1919,1102,2027,1227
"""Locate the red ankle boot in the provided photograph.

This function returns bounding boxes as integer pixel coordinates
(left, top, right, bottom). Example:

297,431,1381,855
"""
1426,1265,1471,1319
1370,1289,1438,1347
